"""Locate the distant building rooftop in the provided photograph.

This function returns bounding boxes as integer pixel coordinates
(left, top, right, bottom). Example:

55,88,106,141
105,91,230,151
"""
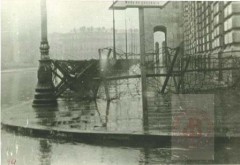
109,1,167,10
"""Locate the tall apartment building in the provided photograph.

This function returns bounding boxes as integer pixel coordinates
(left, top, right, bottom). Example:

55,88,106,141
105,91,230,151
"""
183,1,240,57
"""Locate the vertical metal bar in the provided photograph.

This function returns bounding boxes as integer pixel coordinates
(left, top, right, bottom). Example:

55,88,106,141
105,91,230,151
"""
139,7,148,129
113,0,116,59
125,10,128,60
155,42,160,74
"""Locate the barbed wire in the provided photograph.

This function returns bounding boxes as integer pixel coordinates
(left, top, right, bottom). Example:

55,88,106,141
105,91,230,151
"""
53,46,240,99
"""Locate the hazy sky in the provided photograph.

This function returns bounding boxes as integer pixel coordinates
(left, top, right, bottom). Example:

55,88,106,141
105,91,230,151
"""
2,0,140,34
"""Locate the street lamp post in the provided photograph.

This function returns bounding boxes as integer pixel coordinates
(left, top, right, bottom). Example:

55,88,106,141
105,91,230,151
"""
32,0,57,107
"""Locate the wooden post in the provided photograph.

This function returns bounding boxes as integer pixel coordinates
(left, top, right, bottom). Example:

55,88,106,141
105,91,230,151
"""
103,78,110,101
125,11,128,60
155,42,160,74
161,47,180,93
33,0,57,107
139,8,148,129
98,48,110,101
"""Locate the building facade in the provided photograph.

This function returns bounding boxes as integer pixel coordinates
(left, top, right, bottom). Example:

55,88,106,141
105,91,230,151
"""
183,1,240,57
49,27,140,60
143,2,184,52
142,1,240,57
137,1,240,89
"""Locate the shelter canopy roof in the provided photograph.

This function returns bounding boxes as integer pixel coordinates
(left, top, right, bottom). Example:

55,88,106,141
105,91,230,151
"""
109,1,167,10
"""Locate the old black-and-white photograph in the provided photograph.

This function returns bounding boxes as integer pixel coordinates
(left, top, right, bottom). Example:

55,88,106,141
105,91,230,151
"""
1,0,240,164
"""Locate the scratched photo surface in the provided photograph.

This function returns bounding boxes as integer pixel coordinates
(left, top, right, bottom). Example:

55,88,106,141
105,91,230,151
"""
2,0,240,165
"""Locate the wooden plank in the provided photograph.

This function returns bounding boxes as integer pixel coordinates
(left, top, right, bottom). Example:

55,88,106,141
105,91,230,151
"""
52,60,98,98
75,61,96,79
52,60,73,80
183,67,240,73
176,56,191,93
93,73,181,81
173,75,178,92
107,49,112,59
161,47,180,93
55,83,69,97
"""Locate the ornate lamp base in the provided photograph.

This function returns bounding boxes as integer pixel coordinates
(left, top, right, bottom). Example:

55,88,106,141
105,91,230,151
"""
32,59,57,107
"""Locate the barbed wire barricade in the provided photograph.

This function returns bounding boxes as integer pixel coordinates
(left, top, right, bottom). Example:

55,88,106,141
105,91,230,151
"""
182,54,240,93
51,46,240,100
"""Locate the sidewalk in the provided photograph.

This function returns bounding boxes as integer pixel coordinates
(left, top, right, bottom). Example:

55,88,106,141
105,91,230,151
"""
2,89,240,145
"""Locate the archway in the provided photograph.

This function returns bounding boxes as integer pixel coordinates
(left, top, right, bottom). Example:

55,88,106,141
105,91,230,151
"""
153,26,167,73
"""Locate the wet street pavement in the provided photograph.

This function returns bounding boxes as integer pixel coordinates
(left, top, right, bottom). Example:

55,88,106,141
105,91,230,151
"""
2,129,240,165
2,68,240,164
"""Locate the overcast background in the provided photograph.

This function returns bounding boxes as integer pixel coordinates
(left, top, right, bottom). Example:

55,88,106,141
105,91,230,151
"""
2,0,139,33
1,0,141,67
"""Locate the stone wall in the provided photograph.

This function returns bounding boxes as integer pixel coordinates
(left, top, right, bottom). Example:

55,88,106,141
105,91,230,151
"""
143,1,184,52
